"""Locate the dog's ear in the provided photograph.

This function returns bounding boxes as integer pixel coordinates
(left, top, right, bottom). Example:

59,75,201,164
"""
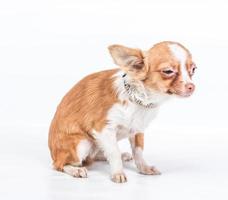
108,44,148,80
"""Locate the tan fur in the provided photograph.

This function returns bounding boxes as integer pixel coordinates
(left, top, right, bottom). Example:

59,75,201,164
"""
48,69,119,170
135,133,144,149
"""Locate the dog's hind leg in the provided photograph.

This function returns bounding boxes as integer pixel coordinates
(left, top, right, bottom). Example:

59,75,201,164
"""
52,134,93,178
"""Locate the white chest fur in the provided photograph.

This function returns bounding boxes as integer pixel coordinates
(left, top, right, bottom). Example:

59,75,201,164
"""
107,102,159,139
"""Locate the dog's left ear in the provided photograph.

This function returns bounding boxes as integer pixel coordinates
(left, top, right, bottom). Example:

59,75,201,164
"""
108,44,148,80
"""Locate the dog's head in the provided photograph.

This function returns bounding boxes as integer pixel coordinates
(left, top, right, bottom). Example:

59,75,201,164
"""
108,41,196,98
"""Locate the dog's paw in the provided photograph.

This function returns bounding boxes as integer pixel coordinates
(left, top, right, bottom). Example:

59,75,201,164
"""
64,166,88,178
138,165,161,175
72,167,88,178
121,152,133,162
111,172,127,183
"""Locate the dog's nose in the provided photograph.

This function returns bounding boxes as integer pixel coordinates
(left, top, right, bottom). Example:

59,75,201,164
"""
185,83,195,93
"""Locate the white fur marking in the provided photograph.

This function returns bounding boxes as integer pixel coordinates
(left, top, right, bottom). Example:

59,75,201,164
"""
169,44,191,84
77,140,92,162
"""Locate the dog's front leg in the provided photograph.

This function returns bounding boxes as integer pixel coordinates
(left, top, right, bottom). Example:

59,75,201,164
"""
129,133,161,175
95,128,127,183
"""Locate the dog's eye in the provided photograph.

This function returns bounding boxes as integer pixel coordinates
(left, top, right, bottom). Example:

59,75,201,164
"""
161,68,176,77
163,69,174,74
190,65,197,76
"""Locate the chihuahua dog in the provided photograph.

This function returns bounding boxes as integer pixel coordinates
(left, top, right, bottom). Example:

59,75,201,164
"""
48,41,196,183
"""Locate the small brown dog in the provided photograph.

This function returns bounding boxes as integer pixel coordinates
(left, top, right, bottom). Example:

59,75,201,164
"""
48,41,196,183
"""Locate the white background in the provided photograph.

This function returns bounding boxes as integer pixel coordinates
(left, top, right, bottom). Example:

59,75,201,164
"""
0,0,228,200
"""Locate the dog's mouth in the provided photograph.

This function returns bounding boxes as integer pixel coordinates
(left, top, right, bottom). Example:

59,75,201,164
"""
166,89,193,98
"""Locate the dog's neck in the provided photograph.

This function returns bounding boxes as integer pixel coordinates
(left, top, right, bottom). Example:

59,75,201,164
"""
122,75,156,108
121,73,169,109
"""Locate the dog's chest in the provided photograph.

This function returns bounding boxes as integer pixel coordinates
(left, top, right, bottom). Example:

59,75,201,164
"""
107,102,159,136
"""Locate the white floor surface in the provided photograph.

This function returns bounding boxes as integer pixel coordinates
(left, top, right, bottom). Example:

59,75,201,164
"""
0,126,227,200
